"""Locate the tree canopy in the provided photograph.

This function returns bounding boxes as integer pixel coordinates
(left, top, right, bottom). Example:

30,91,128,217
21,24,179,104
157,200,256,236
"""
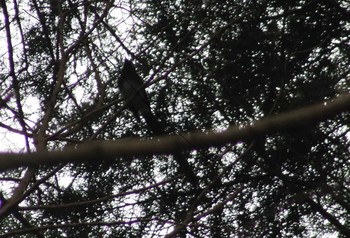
0,0,350,237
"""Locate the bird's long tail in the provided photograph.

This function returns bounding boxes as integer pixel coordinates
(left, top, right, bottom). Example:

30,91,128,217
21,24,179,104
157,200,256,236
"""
143,110,166,136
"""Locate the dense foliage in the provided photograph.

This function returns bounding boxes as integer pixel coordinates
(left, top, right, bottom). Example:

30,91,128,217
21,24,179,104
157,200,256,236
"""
0,0,350,237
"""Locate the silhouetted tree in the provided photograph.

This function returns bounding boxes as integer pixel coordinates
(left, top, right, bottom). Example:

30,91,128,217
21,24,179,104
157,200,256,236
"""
0,0,349,237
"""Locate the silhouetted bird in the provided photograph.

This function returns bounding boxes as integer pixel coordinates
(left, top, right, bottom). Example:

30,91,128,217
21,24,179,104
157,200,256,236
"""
118,59,198,187
118,59,163,135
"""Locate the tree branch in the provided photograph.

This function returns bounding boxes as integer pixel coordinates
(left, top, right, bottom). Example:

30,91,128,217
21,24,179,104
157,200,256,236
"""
0,94,349,171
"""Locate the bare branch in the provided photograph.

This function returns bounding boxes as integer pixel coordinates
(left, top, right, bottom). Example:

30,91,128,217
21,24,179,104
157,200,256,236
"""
0,94,348,171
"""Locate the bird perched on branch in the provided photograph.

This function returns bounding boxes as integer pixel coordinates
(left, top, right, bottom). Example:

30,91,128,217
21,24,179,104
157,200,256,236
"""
118,59,198,187
118,59,163,135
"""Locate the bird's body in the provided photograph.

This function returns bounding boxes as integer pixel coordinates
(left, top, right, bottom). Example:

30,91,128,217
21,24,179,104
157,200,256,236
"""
118,59,198,187
118,59,164,135
118,59,150,121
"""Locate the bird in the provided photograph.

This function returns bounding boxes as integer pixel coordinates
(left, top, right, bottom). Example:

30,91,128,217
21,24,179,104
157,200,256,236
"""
118,59,164,135
118,59,198,187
